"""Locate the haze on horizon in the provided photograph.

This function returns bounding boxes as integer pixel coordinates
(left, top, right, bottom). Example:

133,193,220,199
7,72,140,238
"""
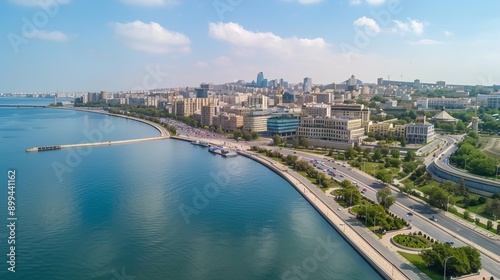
1,0,500,93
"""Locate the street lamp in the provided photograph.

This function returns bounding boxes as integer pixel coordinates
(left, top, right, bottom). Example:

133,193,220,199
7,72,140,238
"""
496,164,500,178
464,158,468,170
359,204,369,225
444,255,455,280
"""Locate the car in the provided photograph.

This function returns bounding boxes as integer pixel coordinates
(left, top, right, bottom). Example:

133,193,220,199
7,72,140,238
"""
430,216,438,222
332,167,336,170
337,208,342,211
348,168,352,170
342,164,346,167
362,188,367,192
445,241,455,246
293,151,297,154
323,169,328,172
352,181,357,185
339,174,344,177
407,212,413,216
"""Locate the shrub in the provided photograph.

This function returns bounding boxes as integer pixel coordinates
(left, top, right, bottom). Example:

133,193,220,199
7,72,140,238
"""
478,196,487,204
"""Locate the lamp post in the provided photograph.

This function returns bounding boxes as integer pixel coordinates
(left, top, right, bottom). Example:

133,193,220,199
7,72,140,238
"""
464,158,467,170
444,255,455,280
496,164,500,178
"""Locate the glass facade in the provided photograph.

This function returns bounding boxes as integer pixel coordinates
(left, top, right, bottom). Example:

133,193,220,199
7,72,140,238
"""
267,116,299,136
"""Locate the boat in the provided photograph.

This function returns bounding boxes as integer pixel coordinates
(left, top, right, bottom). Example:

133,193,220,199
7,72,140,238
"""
25,147,39,152
191,140,210,147
208,146,237,157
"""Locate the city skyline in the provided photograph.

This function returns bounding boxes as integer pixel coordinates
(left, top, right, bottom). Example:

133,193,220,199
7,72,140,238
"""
2,0,500,92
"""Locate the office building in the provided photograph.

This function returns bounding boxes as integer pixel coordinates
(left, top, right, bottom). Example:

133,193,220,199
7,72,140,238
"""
297,116,365,148
267,115,299,138
303,77,312,93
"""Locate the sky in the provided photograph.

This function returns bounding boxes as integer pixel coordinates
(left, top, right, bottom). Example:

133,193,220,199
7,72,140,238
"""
1,0,500,93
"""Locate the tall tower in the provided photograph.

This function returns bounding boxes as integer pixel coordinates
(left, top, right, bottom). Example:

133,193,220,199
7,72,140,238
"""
472,96,479,132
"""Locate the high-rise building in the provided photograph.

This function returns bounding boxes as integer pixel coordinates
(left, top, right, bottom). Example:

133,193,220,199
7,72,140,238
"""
303,77,312,93
201,105,215,126
256,72,264,88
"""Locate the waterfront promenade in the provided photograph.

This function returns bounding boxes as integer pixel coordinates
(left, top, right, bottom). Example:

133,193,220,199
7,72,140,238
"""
172,135,418,280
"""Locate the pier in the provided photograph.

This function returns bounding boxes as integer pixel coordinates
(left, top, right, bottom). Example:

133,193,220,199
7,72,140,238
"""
26,107,170,153
26,136,168,153
0,105,47,108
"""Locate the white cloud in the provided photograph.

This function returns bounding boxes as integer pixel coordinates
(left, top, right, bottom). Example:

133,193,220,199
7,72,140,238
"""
208,22,328,56
349,0,362,5
119,0,179,6
31,30,74,42
408,39,442,45
443,30,453,37
366,0,385,5
353,16,381,34
111,21,190,54
392,18,425,35
195,61,208,68
9,0,70,7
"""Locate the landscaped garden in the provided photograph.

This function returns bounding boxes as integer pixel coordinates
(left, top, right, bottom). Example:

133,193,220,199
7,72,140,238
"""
392,232,433,249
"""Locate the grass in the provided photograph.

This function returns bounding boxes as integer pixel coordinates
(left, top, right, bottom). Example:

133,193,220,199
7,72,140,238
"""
448,209,497,234
392,234,431,249
398,252,442,280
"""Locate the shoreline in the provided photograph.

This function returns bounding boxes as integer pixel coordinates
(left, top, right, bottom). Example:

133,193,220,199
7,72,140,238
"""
171,135,411,280
23,107,170,152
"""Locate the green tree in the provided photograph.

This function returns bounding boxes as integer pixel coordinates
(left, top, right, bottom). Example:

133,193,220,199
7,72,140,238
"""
376,188,396,209
216,127,224,134
429,188,449,210
485,199,500,218
251,131,259,140
375,170,393,184
345,147,357,160
363,148,371,159
381,146,390,157
398,136,407,147
404,150,416,162
272,134,282,146
373,148,383,161
292,138,300,149
391,149,400,159
300,138,309,149
456,120,466,132
233,129,242,141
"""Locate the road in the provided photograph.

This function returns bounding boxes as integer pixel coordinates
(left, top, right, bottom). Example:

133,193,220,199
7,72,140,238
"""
272,147,500,277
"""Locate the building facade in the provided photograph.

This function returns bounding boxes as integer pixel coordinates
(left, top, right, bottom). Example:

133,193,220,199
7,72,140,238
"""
297,116,365,145
267,116,299,137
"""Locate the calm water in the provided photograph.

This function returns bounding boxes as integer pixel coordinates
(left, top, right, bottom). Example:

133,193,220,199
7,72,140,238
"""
0,99,382,280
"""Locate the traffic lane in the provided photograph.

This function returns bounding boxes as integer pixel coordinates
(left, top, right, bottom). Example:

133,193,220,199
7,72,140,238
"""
274,148,500,252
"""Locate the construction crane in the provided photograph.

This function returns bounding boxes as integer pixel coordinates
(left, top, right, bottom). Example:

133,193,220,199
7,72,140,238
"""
387,74,393,81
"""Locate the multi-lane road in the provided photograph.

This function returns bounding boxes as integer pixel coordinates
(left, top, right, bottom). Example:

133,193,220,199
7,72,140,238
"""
271,146,500,277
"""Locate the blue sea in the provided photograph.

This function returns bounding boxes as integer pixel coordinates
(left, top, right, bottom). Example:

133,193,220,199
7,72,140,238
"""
0,98,382,279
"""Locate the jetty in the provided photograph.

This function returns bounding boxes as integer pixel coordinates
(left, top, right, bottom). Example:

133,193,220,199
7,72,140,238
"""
25,136,168,153
208,146,238,157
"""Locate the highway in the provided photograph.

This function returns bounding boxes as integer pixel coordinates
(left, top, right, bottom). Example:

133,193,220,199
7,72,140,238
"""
271,147,500,277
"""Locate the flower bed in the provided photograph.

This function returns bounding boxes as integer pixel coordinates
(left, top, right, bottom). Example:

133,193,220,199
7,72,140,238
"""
392,234,432,249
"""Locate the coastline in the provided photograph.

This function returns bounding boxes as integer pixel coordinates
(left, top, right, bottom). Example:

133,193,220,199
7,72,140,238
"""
59,107,170,137
171,135,413,280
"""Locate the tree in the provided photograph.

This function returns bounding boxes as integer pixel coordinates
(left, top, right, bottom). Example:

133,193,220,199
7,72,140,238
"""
300,138,309,149
345,147,357,160
404,150,416,162
456,120,466,132
373,148,383,161
381,146,390,157
391,149,400,159
376,188,396,209
233,129,242,141
251,131,259,140
375,170,393,184
363,148,371,159
216,127,224,134
292,138,299,149
272,134,282,146
429,188,449,210
398,136,407,147
485,199,500,218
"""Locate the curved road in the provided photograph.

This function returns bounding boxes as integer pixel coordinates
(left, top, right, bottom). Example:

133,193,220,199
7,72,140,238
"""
272,147,500,277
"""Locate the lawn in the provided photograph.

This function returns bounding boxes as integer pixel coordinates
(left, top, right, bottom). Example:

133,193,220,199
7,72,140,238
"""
398,252,442,280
